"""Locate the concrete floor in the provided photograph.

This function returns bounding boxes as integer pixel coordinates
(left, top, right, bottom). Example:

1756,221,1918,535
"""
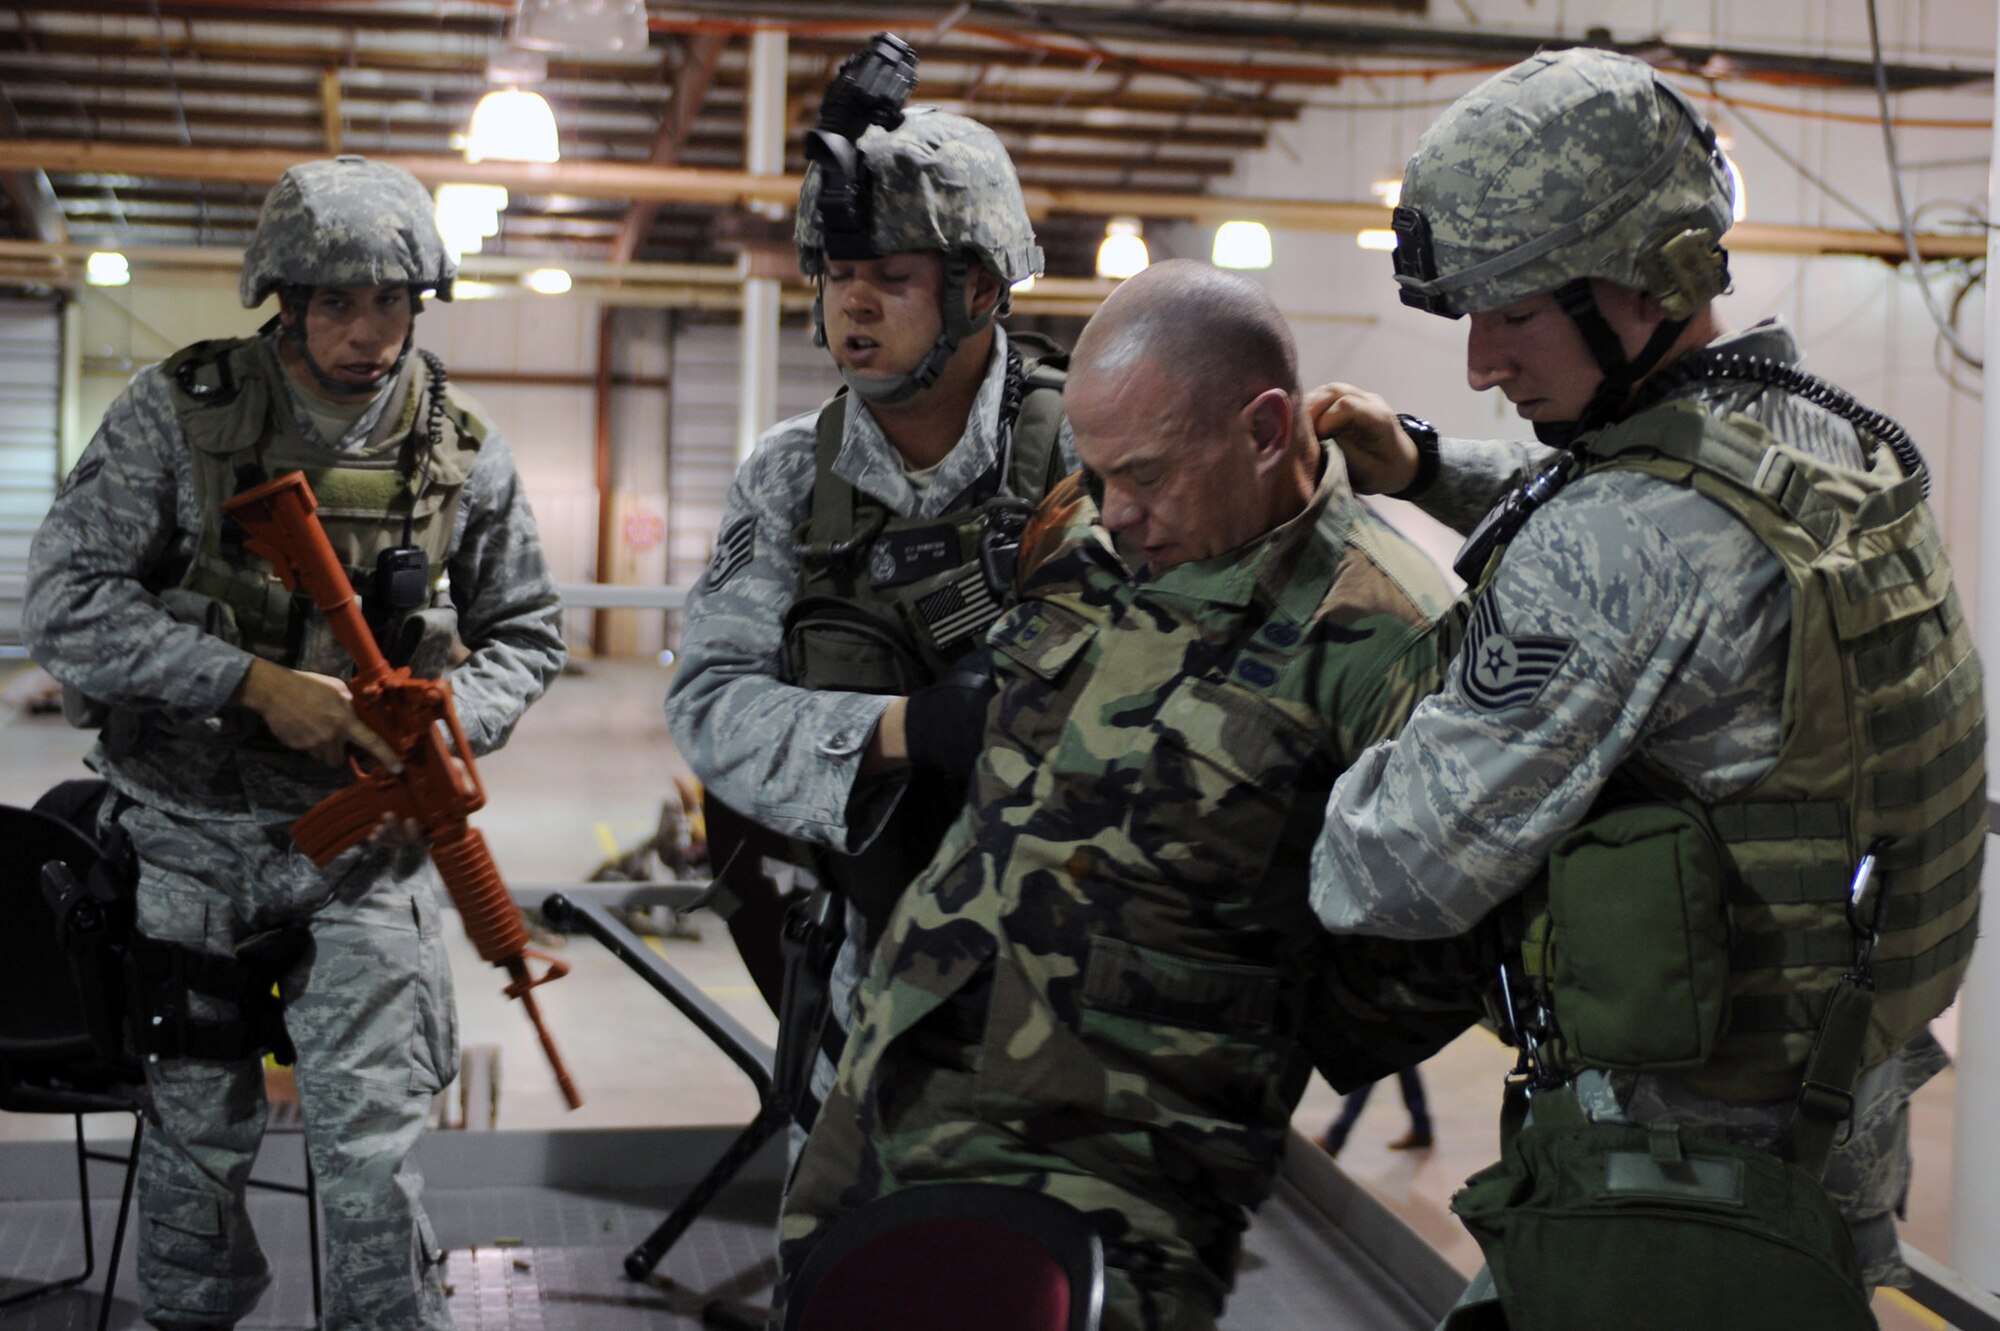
0,658,1965,1329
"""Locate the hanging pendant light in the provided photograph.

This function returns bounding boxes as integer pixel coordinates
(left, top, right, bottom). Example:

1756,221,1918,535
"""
1096,217,1149,280
1211,220,1273,270
467,88,560,164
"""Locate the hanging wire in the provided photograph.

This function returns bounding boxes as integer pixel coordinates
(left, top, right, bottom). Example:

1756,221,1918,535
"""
1697,80,1890,234
148,0,209,247
1864,0,1983,371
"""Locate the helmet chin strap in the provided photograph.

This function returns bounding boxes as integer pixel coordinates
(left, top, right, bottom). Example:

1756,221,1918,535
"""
838,253,997,407
278,288,413,399
1538,278,1688,448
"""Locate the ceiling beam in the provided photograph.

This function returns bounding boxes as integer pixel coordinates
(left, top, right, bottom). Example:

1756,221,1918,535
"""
615,30,728,264
0,143,1983,264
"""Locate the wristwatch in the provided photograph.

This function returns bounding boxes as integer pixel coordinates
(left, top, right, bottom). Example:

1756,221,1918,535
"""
1389,412,1441,500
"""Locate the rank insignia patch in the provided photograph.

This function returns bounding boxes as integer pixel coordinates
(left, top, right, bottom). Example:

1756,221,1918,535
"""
704,516,754,591
1459,591,1573,711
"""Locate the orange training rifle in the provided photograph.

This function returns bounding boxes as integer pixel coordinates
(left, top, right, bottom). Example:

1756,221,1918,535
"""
223,470,582,1109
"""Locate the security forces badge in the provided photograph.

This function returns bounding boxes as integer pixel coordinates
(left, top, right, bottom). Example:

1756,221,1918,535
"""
1459,591,1573,711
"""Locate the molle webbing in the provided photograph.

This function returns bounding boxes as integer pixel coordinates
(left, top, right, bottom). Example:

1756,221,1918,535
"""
1578,401,1982,1102
793,359,1066,682
168,336,482,670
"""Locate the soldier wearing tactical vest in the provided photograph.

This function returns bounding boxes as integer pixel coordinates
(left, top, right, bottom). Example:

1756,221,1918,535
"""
665,38,1075,1132
778,261,1477,1331
1308,50,1980,1325
23,156,564,1330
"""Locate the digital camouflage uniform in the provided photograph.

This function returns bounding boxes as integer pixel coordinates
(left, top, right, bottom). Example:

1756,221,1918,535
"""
1312,48,1973,1297
1314,321,1950,1286
23,159,563,1329
666,103,1073,1125
780,456,1455,1331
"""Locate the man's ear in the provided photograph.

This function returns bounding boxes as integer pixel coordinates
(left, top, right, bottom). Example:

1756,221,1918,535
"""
1242,387,1293,461
965,263,1003,321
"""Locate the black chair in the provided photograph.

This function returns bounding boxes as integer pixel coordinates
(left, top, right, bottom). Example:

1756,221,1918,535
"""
0,803,149,1330
0,800,324,1330
783,1183,1105,1331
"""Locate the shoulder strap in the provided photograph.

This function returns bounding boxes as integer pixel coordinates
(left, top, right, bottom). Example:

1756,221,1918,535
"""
1008,356,1067,501
807,390,857,548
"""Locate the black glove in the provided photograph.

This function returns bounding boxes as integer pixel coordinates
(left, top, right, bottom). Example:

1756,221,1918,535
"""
903,649,999,782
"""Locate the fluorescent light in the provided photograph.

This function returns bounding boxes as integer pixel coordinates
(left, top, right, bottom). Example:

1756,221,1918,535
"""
467,88,559,164
523,267,573,295
1723,152,1747,224
1370,179,1403,209
1356,229,1399,252
1096,217,1149,280
452,280,505,300
85,251,131,286
1211,220,1272,270
1011,273,1036,294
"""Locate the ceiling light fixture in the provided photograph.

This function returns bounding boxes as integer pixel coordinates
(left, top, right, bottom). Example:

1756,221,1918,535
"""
1211,220,1272,270
1355,229,1398,252
467,88,560,164
1096,217,1149,280
512,0,649,55
523,267,573,295
435,183,508,260
1370,179,1403,209
85,251,131,286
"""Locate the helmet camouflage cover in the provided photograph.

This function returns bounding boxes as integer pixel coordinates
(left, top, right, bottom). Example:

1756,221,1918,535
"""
1392,48,1733,318
240,155,456,308
795,107,1043,304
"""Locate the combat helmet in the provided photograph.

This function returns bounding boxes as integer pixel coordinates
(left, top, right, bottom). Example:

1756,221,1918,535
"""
796,34,1043,404
241,155,453,395
1391,49,1733,433
241,155,456,309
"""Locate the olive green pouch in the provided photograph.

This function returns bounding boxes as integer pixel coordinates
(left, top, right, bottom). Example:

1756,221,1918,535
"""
1444,1092,1874,1331
1538,803,1732,1071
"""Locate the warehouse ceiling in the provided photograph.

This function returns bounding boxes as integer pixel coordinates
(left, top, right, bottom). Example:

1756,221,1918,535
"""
0,0,1992,280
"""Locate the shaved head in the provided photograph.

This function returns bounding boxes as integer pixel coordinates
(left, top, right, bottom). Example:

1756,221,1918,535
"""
1072,259,1300,438
1065,260,1319,572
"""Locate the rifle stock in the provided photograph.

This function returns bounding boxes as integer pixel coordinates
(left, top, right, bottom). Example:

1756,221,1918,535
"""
222,471,581,1109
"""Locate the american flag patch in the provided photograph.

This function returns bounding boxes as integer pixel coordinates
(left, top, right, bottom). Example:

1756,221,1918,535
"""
916,567,1002,650
704,516,754,591
1459,591,1573,712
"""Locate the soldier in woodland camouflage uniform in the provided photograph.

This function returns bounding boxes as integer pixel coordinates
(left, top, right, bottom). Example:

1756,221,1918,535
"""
780,261,1469,1330
24,156,563,1329
666,60,1075,1133
1309,49,1979,1313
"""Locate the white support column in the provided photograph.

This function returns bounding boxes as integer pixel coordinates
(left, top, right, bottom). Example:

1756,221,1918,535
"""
1951,13,2000,1292
737,24,787,465
59,294,81,473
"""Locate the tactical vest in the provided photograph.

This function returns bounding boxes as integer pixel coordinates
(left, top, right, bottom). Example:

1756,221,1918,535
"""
167,336,484,682
1510,399,1982,1103
783,348,1067,694
779,348,1068,928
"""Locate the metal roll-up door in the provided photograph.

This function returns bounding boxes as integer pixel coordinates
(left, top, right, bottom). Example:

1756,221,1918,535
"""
0,295,60,653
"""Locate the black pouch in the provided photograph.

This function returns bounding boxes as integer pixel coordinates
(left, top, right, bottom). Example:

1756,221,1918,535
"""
1445,1092,1874,1331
